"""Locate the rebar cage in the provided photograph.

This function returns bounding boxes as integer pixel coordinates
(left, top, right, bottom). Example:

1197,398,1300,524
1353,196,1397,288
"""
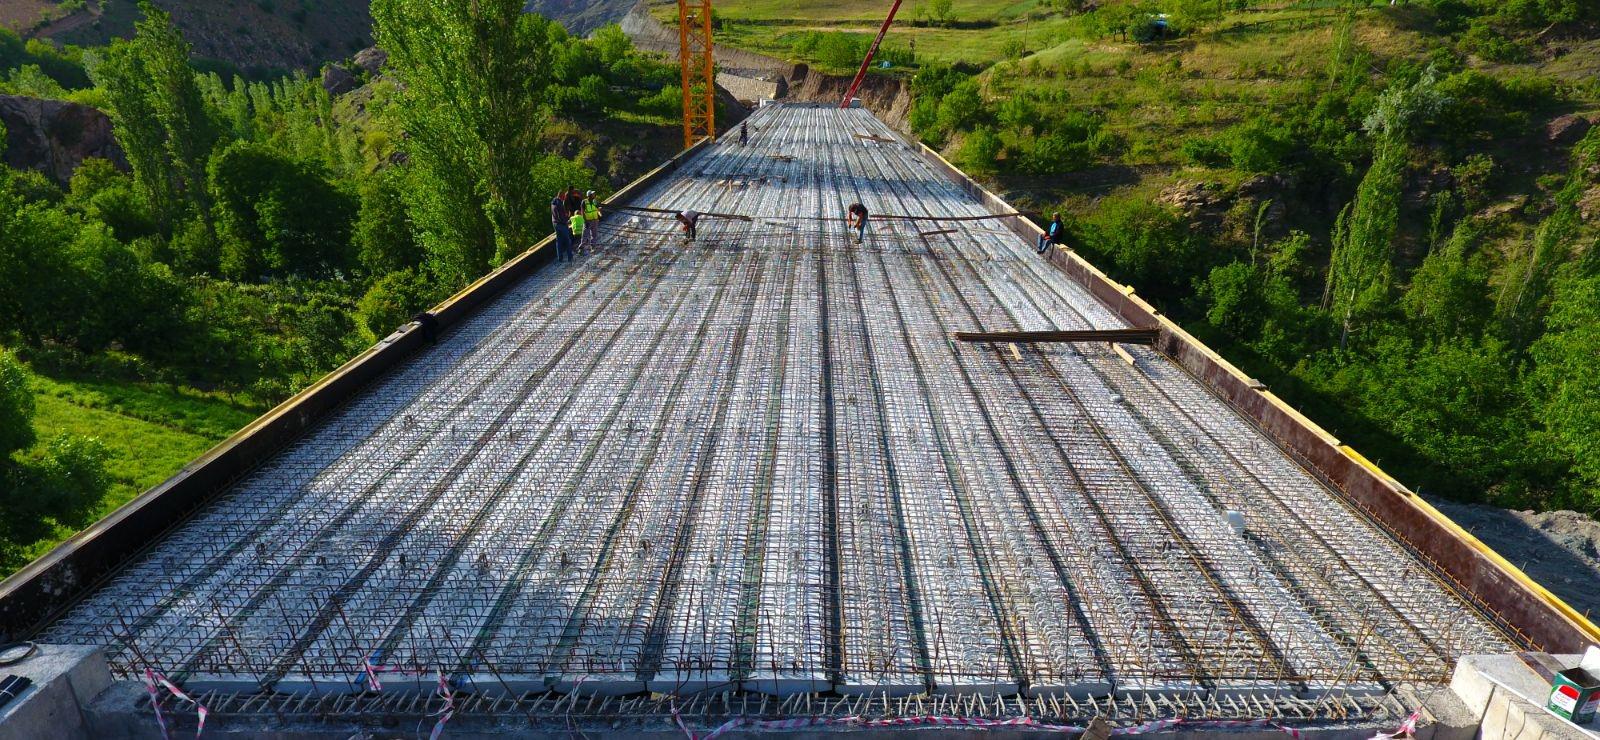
43,106,1520,725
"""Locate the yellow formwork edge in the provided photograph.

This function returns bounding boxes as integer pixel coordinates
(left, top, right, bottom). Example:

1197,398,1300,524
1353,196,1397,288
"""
1340,445,1600,646
922,126,1600,650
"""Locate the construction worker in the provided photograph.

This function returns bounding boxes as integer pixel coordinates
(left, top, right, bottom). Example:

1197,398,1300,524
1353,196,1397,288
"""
582,190,602,251
551,190,574,262
1037,212,1065,254
568,207,586,259
846,202,869,244
564,185,583,222
676,210,700,242
739,121,748,146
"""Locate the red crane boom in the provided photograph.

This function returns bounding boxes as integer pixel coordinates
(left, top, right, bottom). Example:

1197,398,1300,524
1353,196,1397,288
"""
840,0,905,108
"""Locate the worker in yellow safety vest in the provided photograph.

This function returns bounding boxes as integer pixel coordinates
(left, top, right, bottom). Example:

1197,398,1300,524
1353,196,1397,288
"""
581,190,601,251
568,209,585,258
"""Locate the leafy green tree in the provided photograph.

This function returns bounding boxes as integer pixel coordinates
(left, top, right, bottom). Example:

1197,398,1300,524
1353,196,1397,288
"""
1402,221,1492,340
592,24,632,67
1528,270,1600,509
67,158,158,242
373,0,558,286
0,185,78,344
957,127,1002,173
208,141,357,280
355,167,423,276
1358,333,1533,500
91,3,218,234
1324,69,1448,346
1,431,112,570
357,268,438,341
936,80,985,133
1498,128,1599,347
0,349,34,457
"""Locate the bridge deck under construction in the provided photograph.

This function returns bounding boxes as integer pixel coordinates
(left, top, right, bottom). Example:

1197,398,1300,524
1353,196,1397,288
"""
40,105,1514,703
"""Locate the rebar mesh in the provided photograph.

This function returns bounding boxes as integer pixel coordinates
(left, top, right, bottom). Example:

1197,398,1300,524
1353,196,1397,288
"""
41,105,1517,710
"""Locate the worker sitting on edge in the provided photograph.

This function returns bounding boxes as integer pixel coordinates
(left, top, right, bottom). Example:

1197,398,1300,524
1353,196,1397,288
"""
568,209,585,260
1037,212,1065,254
582,190,602,251
676,210,700,242
847,202,869,244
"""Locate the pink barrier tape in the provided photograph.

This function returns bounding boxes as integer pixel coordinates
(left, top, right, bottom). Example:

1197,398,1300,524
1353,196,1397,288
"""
679,713,1308,738
141,671,169,740
428,670,456,740
672,701,698,739
362,651,422,692
142,668,209,738
1369,709,1422,740
701,715,860,740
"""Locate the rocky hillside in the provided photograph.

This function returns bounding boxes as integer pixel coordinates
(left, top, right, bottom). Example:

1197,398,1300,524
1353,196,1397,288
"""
14,0,649,74
21,0,372,74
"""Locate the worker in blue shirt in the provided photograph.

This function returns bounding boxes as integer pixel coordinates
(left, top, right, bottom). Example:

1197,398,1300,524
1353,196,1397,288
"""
552,192,574,262
1037,213,1065,254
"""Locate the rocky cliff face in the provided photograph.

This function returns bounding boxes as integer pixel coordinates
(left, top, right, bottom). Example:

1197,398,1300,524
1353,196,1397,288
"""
525,0,639,36
0,95,126,186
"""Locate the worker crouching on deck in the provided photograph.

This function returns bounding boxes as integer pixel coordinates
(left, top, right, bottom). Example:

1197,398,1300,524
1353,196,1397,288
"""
676,210,700,242
847,202,869,244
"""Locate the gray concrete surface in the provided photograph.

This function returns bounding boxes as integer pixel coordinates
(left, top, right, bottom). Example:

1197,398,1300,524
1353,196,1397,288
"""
0,643,110,740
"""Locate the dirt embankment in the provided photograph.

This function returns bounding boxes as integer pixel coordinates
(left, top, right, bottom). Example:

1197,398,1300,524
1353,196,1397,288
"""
783,64,913,133
1429,500,1600,621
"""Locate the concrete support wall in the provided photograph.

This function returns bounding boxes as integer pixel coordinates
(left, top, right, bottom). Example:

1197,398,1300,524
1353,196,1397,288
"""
908,140,1600,656
0,138,712,642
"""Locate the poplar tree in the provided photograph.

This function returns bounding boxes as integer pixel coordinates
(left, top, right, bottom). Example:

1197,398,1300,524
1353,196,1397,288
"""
372,0,556,287
1323,68,1446,347
91,3,216,235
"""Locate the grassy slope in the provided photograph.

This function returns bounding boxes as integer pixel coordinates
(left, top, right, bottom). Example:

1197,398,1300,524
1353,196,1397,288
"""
15,367,261,565
653,0,1081,70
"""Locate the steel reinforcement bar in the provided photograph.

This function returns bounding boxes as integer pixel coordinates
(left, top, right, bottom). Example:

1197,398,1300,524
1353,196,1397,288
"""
0,138,717,642
908,134,1600,656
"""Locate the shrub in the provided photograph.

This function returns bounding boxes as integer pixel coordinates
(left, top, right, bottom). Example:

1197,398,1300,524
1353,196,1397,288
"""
1017,133,1092,175
0,349,34,457
1461,20,1530,63
957,127,1003,173
1075,198,1211,304
936,80,986,133
357,268,435,341
1181,136,1228,167
1218,118,1294,173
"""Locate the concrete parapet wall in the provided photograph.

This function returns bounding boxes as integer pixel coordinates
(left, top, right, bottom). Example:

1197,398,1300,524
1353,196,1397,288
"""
0,644,110,740
1450,655,1597,740
908,140,1600,656
0,138,713,642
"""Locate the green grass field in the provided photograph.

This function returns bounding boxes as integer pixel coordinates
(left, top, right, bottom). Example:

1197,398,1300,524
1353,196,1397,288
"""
13,370,261,565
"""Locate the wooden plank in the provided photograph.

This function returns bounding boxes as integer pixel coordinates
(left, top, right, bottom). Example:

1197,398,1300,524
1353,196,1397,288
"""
952,328,1160,345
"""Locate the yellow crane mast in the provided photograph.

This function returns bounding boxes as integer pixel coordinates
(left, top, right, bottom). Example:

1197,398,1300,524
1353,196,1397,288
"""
678,0,716,149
